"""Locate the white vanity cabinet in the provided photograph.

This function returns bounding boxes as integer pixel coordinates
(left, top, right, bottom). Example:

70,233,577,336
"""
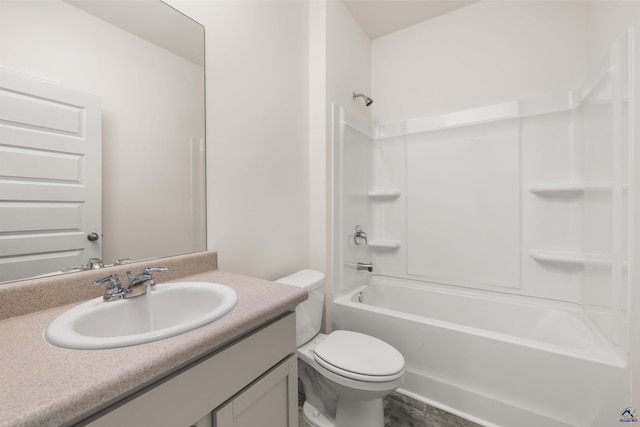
79,313,298,427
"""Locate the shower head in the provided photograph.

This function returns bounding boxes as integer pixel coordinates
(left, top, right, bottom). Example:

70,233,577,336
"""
353,92,373,106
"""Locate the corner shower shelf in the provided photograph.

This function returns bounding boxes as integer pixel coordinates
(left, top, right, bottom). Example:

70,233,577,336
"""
368,189,401,199
368,239,402,249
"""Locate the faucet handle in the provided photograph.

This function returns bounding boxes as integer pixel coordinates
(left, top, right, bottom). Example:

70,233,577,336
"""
86,258,105,270
143,267,169,289
143,267,169,275
126,267,169,290
93,274,126,301
354,225,368,246
93,273,121,289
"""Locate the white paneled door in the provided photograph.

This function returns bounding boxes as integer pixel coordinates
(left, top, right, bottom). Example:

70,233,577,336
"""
0,69,102,282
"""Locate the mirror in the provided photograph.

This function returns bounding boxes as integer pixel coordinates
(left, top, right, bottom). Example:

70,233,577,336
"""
0,0,206,283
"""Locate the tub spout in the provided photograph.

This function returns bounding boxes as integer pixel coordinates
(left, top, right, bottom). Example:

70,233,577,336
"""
357,262,373,272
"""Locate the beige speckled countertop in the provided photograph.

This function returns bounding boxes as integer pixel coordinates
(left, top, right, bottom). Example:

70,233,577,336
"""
0,253,307,427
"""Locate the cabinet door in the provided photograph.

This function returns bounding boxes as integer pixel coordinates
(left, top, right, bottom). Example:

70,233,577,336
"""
80,314,296,427
214,355,298,427
192,413,212,427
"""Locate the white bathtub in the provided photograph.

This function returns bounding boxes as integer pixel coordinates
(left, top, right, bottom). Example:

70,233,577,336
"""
332,275,627,427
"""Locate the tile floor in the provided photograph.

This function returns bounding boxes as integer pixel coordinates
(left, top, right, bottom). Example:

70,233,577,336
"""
383,392,482,427
298,389,482,427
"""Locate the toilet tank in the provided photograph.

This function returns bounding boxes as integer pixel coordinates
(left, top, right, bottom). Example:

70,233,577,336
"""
275,269,325,347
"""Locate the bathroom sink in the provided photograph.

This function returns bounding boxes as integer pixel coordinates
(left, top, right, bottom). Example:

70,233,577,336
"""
44,282,238,350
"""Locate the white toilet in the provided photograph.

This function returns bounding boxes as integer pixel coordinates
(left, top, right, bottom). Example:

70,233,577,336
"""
276,270,405,427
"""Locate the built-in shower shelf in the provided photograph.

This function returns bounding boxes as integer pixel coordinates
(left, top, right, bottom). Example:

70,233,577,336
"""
530,184,584,195
530,250,627,267
529,250,584,266
530,183,629,195
368,189,401,199
369,239,402,249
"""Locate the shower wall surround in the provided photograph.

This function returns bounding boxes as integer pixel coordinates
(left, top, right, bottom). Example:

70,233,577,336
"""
334,32,631,355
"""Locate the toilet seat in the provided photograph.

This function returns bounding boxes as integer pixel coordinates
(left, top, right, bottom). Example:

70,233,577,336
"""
313,330,404,383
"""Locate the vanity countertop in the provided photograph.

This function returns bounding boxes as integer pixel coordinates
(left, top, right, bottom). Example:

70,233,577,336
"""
0,269,307,427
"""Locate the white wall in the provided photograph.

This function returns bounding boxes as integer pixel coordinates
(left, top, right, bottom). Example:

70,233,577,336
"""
170,1,310,280
326,0,372,123
309,0,372,279
1,0,205,266
371,1,587,123
312,0,372,330
308,0,328,275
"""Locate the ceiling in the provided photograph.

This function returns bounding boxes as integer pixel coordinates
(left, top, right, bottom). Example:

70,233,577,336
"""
342,0,479,39
66,0,204,66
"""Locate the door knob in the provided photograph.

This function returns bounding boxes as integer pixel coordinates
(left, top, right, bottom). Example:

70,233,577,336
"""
87,232,100,241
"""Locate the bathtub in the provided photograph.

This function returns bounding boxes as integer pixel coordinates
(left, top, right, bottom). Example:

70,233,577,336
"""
332,275,627,427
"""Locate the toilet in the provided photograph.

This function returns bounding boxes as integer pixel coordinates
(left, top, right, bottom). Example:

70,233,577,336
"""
276,270,405,427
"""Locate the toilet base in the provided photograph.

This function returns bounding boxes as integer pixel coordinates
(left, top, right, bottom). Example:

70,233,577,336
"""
335,396,384,427
302,398,385,427
302,401,333,427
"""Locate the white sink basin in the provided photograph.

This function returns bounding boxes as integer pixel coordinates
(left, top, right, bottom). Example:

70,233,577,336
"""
44,282,238,350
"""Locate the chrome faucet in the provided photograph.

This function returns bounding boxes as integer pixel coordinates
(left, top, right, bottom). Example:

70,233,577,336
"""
63,257,104,273
93,267,169,301
125,267,169,297
86,258,105,269
357,262,373,272
354,225,368,246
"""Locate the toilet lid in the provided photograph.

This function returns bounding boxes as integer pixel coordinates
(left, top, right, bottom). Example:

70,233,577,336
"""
313,330,404,380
